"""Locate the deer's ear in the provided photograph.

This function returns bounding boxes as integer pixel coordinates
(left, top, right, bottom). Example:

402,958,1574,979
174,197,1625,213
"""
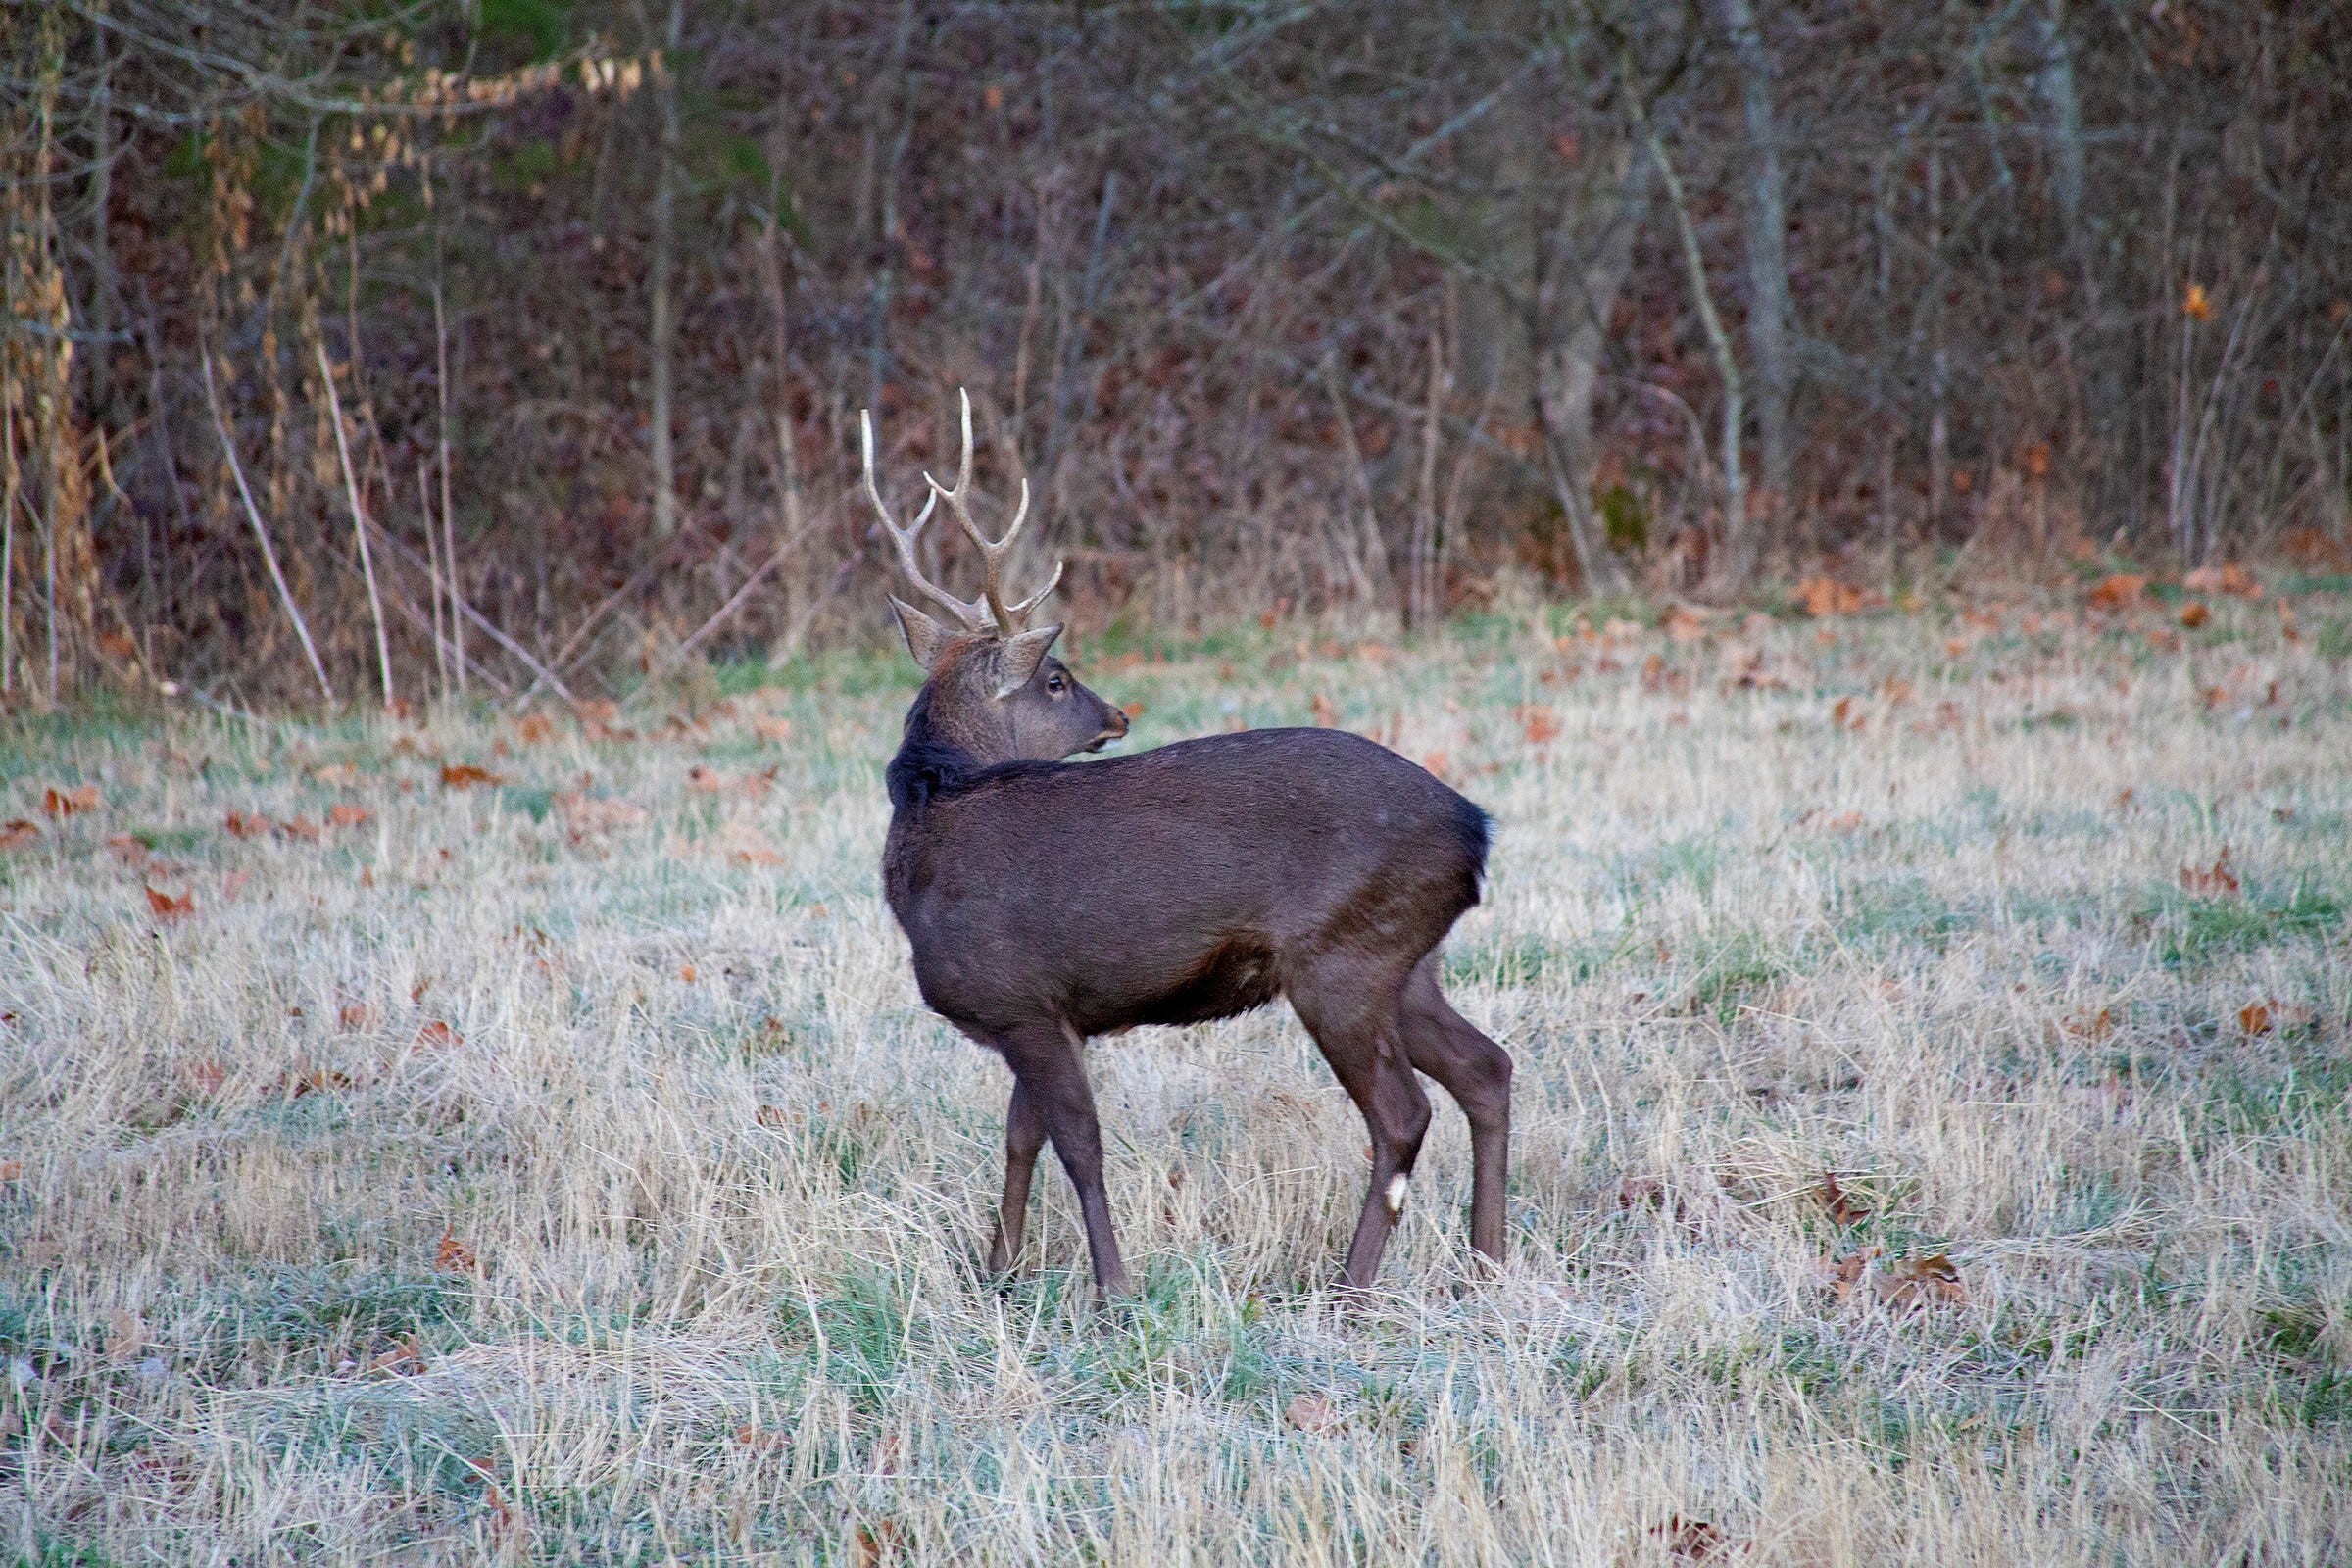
888,596,952,671
993,623,1063,698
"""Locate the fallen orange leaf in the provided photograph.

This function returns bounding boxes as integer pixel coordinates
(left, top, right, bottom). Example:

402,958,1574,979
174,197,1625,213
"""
514,713,556,745
1874,1251,1969,1309
416,1020,463,1051
145,886,195,922
282,1068,355,1099
2238,1001,2272,1036
2180,849,2240,898
2179,602,2211,628
435,1229,479,1273
368,1335,427,1376
1828,1246,1884,1303
0,819,38,851
43,785,100,817
851,1518,902,1568
1818,1172,1870,1226
1284,1393,1341,1433
1798,576,1866,617
439,763,505,789
327,804,371,828
2064,1006,2116,1041
1650,1516,1730,1563
2085,573,2147,612
1663,604,1711,642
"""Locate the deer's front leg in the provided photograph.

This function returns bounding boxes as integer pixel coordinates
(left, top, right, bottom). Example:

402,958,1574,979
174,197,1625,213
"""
987,1077,1047,1275
994,1022,1133,1299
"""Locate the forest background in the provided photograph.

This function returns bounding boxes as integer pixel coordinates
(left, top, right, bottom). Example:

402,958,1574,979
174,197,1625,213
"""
3,0,2347,708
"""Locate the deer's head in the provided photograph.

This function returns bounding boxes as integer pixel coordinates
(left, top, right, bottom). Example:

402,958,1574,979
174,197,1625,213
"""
869,391,1128,766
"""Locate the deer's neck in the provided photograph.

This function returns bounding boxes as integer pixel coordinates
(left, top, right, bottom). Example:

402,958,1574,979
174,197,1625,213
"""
886,685,992,812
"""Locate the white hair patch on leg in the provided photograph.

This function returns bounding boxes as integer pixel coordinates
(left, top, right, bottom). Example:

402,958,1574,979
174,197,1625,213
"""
1385,1173,1409,1218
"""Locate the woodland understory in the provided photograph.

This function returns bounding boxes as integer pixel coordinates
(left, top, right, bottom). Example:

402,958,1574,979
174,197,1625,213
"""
2,2,2348,713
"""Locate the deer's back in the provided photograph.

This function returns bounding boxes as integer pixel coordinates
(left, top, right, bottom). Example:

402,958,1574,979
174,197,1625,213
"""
884,728,1489,1036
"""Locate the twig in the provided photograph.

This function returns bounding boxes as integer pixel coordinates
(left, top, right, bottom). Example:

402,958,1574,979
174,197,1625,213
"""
432,268,464,693
317,345,395,710
200,354,334,703
1317,350,1390,607
1639,108,1747,578
1411,330,1443,629
361,514,573,703
514,538,684,706
675,507,823,660
2,368,14,698
418,460,447,698
354,537,513,698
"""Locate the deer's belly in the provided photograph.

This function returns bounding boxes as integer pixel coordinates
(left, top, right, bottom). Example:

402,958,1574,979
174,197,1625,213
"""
906,919,1282,1038
1074,936,1283,1032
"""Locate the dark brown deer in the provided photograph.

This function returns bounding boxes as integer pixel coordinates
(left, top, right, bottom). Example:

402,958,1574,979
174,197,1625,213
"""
873,392,1511,1298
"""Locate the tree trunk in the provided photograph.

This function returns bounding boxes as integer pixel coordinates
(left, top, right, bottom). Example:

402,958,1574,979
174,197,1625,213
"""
1642,118,1750,591
1713,0,1793,511
1532,142,1651,597
1926,147,1948,533
1454,27,1541,422
647,0,684,540
858,0,920,416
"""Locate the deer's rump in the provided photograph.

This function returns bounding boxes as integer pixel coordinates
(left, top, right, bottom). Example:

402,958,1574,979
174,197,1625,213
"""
883,728,1490,1038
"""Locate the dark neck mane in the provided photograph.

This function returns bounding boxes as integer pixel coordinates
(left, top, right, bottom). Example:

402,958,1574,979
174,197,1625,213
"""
888,678,1072,812
886,684,992,811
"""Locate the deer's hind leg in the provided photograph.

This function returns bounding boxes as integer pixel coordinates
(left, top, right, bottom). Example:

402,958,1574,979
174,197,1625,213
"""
1396,953,1513,1265
1289,958,1434,1293
986,1078,1048,1275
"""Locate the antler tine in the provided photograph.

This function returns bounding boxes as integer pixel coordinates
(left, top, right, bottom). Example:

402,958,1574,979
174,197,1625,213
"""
862,407,990,631
1001,486,1063,622
922,390,1062,634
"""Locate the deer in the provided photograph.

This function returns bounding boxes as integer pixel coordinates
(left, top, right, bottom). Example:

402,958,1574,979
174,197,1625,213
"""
871,391,1511,1299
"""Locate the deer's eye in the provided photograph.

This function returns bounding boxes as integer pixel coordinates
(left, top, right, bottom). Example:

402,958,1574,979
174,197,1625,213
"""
1045,673,1066,695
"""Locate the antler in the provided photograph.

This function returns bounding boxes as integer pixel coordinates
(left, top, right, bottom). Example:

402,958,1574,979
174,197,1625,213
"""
861,407,991,632
923,389,1064,636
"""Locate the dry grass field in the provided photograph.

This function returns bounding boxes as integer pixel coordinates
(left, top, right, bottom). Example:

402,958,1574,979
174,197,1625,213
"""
3,582,2349,1566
